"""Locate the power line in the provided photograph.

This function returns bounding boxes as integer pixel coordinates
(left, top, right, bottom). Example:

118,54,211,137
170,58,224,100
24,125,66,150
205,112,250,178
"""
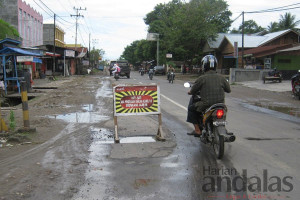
33,0,53,17
55,0,73,16
39,0,73,24
78,26,87,47
246,3,300,14
38,0,55,15
252,3,300,12
231,13,242,23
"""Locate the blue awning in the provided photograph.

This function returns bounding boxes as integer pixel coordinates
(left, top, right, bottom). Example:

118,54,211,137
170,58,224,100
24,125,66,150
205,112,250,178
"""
33,57,42,63
0,47,42,56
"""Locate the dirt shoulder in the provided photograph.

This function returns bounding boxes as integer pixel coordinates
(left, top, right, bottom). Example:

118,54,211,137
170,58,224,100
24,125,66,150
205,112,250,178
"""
0,74,108,200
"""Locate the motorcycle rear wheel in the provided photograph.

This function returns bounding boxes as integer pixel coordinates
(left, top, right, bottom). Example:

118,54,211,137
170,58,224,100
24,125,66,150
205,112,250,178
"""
213,127,225,159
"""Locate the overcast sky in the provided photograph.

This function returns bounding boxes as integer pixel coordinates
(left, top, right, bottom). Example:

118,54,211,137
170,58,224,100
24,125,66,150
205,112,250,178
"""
24,0,300,60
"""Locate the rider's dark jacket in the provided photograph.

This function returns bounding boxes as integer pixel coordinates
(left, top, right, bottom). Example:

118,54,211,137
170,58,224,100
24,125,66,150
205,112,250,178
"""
190,71,231,112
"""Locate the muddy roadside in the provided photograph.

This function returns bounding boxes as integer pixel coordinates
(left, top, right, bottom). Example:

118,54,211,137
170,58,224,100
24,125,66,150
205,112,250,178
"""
0,73,112,200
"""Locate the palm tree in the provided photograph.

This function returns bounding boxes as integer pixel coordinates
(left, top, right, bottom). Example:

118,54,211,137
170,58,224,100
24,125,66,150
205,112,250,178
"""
267,22,279,33
278,12,300,30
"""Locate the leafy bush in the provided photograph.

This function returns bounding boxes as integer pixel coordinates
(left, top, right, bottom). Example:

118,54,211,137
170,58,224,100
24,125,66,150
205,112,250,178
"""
0,19,19,40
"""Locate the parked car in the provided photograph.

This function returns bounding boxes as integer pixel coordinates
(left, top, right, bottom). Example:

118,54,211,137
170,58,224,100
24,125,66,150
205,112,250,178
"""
154,66,165,75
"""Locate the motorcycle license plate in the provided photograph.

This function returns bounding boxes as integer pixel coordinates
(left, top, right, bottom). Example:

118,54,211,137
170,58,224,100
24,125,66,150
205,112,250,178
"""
213,121,227,126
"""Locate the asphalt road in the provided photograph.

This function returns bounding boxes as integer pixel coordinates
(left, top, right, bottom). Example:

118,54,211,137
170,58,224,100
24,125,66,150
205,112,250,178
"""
73,71,300,200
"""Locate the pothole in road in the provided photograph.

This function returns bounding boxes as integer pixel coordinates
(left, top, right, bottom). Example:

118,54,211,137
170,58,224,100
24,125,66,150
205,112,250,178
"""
90,128,156,144
1,96,35,107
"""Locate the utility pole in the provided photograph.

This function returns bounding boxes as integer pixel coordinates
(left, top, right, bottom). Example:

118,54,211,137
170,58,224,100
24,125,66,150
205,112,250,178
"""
157,35,159,66
89,33,91,69
53,14,56,73
71,7,86,74
242,11,245,69
92,39,99,68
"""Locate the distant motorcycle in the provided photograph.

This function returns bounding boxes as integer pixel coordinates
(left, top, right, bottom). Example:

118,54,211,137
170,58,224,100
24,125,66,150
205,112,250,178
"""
140,69,145,76
291,70,300,100
114,72,120,80
148,69,154,80
184,82,235,159
168,72,175,84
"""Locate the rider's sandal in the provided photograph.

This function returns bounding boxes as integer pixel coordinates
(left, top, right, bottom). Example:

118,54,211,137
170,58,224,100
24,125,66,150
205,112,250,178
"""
194,133,201,137
187,131,197,136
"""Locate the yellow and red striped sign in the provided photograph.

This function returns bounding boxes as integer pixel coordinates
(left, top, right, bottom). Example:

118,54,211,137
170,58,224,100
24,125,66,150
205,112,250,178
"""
113,85,160,116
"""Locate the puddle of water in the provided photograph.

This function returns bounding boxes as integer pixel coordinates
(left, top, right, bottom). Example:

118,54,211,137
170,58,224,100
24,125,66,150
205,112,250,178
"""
82,104,94,112
120,136,156,144
48,112,109,123
96,80,112,98
253,102,300,118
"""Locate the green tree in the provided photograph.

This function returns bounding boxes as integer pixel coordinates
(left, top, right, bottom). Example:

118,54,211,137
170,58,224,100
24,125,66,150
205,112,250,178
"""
278,12,300,30
0,19,19,40
142,0,232,63
232,20,265,34
89,48,105,68
267,22,280,33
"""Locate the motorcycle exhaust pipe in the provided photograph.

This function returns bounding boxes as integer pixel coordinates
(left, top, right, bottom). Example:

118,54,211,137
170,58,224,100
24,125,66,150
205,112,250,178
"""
224,134,236,142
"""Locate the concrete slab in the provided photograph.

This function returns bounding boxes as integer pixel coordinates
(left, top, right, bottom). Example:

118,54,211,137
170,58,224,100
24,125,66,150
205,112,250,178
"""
238,80,291,92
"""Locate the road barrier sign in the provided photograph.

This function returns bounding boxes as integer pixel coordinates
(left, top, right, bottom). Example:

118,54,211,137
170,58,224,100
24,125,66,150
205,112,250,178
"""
114,85,160,116
113,84,164,143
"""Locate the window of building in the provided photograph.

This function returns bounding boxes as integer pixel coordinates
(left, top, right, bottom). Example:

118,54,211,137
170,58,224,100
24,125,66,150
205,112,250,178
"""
28,14,31,45
23,11,27,45
278,59,291,64
19,9,22,36
31,16,34,45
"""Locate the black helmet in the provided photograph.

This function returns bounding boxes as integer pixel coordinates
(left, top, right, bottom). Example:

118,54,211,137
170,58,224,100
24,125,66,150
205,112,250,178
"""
201,55,217,72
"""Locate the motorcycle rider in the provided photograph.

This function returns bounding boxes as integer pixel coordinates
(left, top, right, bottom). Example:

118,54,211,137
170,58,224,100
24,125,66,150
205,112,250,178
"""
112,63,121,77
268,67,278,76
167,65,175,80
148,67,154,78
187,55,231,137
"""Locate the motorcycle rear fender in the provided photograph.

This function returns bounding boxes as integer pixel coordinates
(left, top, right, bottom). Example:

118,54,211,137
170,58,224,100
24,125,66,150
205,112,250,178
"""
215,125,227,137
203,109,227,125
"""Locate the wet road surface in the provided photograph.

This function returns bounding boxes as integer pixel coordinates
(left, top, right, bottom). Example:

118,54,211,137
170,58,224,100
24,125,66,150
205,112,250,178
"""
42,72,299,200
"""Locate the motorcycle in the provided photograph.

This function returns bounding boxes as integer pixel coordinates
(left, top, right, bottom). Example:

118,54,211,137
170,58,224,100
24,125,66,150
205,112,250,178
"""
140,69,145,76
148,69,154,80
291,70,300,100
184,82,235,159
114,72,120,80
168,72,175,84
